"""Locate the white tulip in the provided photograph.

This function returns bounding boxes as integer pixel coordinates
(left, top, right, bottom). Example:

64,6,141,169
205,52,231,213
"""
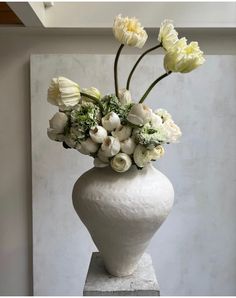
164,38,205,73
113,14,148,48
76,138,99,155
47,128,64,142
120,137,136,155
112,125,132,141
94,157,109,168
118,88,132,105
163,119,182,143
102,112,121,132
101,136,120,157
49,112,68,133
47,76,80,107
158,19,179,51
111,153,132,173
133,144,165,168
89,126,107,143
127,103,152,126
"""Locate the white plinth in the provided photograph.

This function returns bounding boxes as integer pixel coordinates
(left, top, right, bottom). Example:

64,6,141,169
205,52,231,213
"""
83,252,160,296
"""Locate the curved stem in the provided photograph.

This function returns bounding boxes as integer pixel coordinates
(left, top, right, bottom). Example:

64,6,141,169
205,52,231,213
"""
80,92,103,110
126,43,162,90
139,72,172,103
114,44,124,97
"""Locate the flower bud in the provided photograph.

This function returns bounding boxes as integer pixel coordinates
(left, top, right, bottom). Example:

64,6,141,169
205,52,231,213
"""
127,103,152,126
120,137,136,155
102,112,121,131
76,138,99,155
101,136,120,157
111,153,132,173
49,112,68,133
118,89,132,104
112,125,132,141
89,126,107,143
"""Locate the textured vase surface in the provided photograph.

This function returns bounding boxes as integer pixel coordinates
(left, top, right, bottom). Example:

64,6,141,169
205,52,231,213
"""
72,164,174,277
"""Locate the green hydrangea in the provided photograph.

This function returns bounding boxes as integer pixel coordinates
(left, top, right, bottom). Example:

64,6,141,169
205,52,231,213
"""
66,102,101,142
100,94,133,122
133,122,167,149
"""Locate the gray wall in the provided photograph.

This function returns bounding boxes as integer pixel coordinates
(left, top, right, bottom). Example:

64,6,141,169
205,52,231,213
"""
0,28,236,295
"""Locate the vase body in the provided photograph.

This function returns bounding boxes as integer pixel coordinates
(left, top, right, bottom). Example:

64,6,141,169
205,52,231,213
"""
72,164,174,277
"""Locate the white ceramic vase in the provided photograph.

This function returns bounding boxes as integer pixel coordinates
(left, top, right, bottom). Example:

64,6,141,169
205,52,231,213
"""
72,164,174,277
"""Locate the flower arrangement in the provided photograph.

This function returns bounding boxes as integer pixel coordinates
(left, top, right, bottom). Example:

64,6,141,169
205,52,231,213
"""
47,16,205,173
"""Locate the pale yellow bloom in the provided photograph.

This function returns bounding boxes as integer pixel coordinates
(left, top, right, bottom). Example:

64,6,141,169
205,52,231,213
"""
133,144,165,168
158,19,179,51
111,153,132,173
113,14,148,48
80,87,102,103
164,38,205,73
47,77,80,107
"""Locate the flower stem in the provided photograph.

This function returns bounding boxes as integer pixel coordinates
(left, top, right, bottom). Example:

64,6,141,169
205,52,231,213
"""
80,92,103,110
139,72,172,103
126,43,162,90
114,44,124,97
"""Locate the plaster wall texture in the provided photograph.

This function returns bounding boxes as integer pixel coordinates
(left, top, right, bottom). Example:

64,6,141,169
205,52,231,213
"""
0,28,236,295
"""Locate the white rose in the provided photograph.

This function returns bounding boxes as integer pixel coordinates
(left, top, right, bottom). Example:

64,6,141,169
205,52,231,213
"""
120,137,136,155
118,88,132,104
102,112,121,132
158,19,179,51
133,144,165,168
150,113,162,128
101,136,120,157
80,87,101,103
49,112,68,133
47,76,80,107
89,126,107,143
112,125,132,141
111,153,132,173
47,128,64,142
113,14,148,48
155,108,172,122
163,119,182,143
94,157,109,168
127,103,152,126
164,38,205,73
76,138,99,155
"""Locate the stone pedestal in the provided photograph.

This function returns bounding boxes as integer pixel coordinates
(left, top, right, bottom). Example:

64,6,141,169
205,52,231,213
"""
83,252,160,296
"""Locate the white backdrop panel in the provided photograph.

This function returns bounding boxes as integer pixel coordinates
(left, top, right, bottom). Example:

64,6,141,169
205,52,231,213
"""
31,54,236,295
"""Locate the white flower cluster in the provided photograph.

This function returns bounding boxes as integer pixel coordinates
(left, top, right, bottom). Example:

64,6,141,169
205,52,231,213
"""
47,79,181,173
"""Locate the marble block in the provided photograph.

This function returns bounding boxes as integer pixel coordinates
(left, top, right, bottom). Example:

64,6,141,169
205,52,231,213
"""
83,252,160,296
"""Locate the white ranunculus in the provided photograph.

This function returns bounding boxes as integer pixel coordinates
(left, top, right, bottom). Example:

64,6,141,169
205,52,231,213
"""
80,87,102,103
155,108,172,122
133,144,165,168
97,148,110,163
94,157,109,168
47,76,80,107
49,112,68,133
164,38,205,73
163,119,182,143
127,103,152,126
113,14,148,48
101,136,120,157
102,112,121,132
158,19,179,51
120,137,136,155
112,125,132,141
47,128,64,142
118,88,132,105
150,113,163,128
76,138,99,155
89,126,107,143
111,153,132,173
